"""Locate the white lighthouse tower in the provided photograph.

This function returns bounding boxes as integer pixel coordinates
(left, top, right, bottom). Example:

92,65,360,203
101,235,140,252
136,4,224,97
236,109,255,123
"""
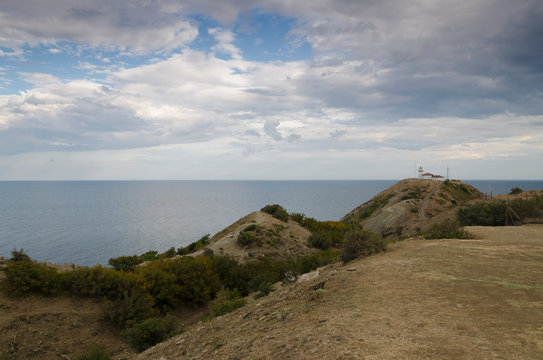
417,166,424,179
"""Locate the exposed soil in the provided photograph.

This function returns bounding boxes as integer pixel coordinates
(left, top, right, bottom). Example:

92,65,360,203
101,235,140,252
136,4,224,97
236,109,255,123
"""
137,224,543,360
0,288,136,360
192,210,315,263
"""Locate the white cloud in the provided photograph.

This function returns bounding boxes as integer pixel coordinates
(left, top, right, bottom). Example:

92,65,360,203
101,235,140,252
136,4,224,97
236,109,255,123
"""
0,0,542,179
209,28,242,60
0,1,198,54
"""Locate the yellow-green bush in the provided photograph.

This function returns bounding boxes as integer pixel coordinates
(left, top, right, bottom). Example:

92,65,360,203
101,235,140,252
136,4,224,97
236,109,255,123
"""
341,229,386,263
207,288,246,318
75,345,112,360
424,219,471,239
261,204,289,222
1,255,63,296
121,315,177,352
137,256,221,310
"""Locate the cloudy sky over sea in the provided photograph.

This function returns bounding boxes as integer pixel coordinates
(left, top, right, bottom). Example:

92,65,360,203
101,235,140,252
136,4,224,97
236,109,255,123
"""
0,0,542,180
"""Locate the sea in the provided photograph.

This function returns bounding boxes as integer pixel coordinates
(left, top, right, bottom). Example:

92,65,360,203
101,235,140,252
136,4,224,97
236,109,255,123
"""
1,180,542,266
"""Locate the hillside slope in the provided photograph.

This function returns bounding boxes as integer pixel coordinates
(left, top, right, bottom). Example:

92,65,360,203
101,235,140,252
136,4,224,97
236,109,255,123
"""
137,224,543,360
342,178,482,236
191,210,315,263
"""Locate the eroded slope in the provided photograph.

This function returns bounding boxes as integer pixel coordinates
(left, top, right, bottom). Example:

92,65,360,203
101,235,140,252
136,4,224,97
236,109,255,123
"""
137,224,543,360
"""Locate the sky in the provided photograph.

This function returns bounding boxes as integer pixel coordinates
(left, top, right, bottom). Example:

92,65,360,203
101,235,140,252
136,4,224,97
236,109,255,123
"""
0,0,542,180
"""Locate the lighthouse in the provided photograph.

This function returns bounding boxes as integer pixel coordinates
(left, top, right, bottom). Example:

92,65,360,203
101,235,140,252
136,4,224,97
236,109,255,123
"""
417,166,424,179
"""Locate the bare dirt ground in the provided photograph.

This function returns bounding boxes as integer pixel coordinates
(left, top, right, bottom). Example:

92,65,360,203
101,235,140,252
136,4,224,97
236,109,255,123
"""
0,288,136,360
137,224,543,360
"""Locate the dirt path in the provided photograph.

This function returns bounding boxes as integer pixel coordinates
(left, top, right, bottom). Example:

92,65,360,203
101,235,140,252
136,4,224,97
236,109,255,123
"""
419,181,441,219
138,224,543,360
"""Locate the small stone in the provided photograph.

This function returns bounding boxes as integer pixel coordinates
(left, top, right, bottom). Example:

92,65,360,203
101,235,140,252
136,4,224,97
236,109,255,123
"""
311,281,325,290
297,270,320,283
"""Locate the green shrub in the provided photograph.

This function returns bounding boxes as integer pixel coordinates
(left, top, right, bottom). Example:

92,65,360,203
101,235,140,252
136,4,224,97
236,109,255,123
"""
207,288,246,318
103,292,158,327
261,204,289,222
308,232,334,250
294,250,339,274
75,345,111,360
457,201,506,226
289,212,306,223
236,225,264,247
122,316,177,352
136,256,221,310
211,256,251,296
424,219,471,239
108,255,142,272
158,247,176,259
10,249,32,262
139,250,158,262
253,281,273,298
177,234,211,255
306,221,348,250
510,187,523,195
66,265,142,300
341,229,386,263
2,251,63,296
509,196,543,220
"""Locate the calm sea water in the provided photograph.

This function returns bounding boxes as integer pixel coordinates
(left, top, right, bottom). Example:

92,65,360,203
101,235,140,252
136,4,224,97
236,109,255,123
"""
1,180,541,266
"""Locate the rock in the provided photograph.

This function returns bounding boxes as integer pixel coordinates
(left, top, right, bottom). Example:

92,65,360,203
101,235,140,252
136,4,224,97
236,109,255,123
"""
311,281,325,290
284,271,296,282
297,270,320,283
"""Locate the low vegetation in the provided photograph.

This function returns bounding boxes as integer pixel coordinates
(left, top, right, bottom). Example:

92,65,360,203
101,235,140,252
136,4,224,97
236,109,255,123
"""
75,345,112,360
261,204,289,222
423,219,471,239
290,212,349,250
457,201,507,226
121,316,177,352
1,246,340,352
457,195,543,226
176,234,210,255
206,288,246,319
107,234,212,272
358,194,394,220
401,185,426,200
341,228,386,263
236,224,283,248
